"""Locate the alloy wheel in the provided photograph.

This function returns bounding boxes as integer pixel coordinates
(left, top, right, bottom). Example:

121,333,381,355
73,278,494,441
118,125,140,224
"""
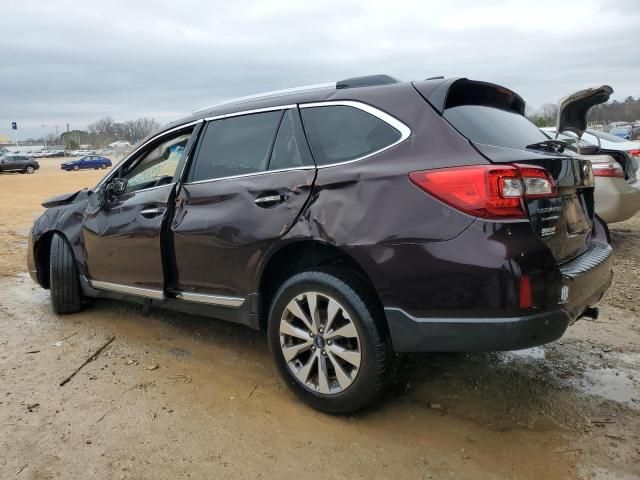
26,166,34,174
279,291,361,395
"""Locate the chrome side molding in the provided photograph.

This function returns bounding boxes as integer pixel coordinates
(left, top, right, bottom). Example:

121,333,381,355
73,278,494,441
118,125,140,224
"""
89,280,244,307
175,291,245,308
90,280,165,300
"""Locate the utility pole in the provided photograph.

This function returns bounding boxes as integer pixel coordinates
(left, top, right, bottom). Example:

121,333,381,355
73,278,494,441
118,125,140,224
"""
41,124,47,150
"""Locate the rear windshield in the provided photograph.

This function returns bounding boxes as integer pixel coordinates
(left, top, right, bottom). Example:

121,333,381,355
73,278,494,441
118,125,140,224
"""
443,105,547,150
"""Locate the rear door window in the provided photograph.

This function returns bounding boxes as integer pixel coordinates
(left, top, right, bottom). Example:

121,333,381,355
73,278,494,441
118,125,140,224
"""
190,111,283,182
443,105,548,150
300,105,402,165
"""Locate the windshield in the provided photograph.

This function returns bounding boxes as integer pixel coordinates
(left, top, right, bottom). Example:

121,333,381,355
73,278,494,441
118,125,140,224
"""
586,129,628,143
443,105,548,150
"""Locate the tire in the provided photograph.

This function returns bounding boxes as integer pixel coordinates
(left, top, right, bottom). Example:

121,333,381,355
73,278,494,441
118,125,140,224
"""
268,267,392,413
101,164,107,169
73,165,79,171
49,233,82,314
25,166,35,174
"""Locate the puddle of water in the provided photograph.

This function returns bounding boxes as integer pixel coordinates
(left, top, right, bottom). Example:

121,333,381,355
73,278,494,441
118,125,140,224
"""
509,346,546,360
579,367,639,408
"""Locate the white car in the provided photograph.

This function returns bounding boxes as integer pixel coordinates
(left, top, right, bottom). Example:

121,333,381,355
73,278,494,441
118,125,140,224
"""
542,86,640,224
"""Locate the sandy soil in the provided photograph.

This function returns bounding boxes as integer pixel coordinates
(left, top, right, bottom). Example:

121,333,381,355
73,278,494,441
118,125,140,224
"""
1,160,639,479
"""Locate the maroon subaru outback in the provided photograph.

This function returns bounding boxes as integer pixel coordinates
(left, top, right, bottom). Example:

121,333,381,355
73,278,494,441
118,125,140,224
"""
28,75,613,412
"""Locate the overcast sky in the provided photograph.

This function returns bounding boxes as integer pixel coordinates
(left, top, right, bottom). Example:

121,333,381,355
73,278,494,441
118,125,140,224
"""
1,0,639,139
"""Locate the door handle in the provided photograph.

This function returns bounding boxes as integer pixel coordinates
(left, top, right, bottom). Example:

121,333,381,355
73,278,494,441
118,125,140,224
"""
140,206,165,218
254,194,288,207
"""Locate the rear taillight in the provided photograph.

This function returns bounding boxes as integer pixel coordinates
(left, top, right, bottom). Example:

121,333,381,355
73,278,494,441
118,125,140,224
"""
592,162,624,178
409,164,557,219
628,149,640,157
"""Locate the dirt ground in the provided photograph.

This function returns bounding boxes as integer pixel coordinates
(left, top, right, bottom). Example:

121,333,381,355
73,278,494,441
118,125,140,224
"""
1,160,639,479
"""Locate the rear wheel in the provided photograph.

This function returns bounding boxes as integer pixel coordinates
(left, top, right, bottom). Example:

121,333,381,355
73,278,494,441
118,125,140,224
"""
49,233,82,314
268,268,392,413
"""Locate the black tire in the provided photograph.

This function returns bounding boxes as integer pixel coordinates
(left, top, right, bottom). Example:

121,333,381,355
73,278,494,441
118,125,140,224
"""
268,267,392,413
25,165,35,174
101,164,107,169
49,233,82,314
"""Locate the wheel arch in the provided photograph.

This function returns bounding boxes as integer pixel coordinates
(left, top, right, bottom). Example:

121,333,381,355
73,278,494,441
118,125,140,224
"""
257,239,385,332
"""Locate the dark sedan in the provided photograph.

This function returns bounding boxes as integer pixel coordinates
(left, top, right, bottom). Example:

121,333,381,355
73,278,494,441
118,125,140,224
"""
61,155,112,171
0,155,39,174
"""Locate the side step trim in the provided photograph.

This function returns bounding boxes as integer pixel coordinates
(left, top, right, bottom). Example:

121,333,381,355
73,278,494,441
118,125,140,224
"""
175,291,245,308
90,280,164,300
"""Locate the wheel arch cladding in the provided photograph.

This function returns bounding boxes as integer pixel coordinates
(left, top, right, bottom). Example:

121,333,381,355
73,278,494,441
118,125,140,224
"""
257,240,382,331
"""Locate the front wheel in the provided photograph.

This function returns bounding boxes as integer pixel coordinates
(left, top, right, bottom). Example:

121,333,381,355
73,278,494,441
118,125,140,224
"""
268,268,392,413
49,233,83,314
73,165,79,171
101,164,107,169
25,166,35,174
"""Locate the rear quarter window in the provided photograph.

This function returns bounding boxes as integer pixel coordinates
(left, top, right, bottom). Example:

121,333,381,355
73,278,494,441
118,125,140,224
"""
300,105,402,165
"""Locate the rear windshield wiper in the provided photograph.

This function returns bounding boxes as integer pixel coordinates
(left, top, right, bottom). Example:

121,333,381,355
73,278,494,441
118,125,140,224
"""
525,140,565,153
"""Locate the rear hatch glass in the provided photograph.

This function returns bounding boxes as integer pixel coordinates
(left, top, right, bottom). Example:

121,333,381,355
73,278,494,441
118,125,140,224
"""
443,105,594,264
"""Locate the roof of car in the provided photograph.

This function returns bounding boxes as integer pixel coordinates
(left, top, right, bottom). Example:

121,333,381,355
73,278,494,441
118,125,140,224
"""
159,75,451,135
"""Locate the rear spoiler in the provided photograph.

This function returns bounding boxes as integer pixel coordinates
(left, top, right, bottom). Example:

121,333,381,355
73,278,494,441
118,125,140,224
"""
414,78,526,116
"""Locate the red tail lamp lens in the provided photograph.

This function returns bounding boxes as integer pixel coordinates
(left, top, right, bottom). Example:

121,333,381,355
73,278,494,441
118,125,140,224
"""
409,164,558,219
592,162,624,178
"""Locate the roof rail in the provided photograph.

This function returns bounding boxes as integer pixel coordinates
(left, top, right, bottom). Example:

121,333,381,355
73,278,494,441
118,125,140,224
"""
336,74,400,89
193,82,336,114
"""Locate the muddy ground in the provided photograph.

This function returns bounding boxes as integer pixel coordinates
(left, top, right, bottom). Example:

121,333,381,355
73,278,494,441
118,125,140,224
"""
0,160,638,479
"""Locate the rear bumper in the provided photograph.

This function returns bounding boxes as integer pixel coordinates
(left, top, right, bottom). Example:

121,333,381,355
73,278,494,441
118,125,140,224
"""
385,308,571,352
385,241,613,353
594,177,640,223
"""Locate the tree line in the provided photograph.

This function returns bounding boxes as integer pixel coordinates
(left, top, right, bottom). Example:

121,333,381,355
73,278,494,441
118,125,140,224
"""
55,117,160,149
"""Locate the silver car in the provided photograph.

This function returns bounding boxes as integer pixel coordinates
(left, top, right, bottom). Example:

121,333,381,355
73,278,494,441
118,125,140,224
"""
543,86,640,224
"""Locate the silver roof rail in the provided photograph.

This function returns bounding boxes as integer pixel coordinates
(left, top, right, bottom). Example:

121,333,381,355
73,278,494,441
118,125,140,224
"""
193,82,336,114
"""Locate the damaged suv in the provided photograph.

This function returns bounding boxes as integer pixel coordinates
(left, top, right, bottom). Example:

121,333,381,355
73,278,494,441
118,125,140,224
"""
28,75,613,413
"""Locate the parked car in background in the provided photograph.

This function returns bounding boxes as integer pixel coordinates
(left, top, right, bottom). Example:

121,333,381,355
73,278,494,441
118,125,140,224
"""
542,129,640,223
43,150,66,158
29,76,613,413
543,127,640,179
543,85,640,224
61,155,112,171
610,126,632,140
0,155,39,174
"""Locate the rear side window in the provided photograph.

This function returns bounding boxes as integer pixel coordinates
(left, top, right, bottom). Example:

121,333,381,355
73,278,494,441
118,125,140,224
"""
190,111,282,182
443,105,548,150
301,105,402,165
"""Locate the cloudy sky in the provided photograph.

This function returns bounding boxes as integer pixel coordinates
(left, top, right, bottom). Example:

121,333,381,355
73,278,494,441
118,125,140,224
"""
1,0,639,139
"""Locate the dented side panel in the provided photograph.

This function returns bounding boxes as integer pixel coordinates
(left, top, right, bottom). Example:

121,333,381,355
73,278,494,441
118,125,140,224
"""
171,169,316,297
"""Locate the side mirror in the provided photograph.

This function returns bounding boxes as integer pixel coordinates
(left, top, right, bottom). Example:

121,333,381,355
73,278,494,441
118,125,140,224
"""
107,178,128,196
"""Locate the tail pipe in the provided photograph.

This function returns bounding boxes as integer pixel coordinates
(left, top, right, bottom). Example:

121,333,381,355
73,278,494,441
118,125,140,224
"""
580,307,599,320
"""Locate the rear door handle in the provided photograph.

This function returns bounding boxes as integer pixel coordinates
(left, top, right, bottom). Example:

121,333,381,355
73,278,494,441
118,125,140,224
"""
140,206,166,218
254,194,288,207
